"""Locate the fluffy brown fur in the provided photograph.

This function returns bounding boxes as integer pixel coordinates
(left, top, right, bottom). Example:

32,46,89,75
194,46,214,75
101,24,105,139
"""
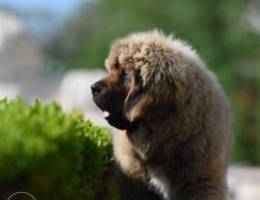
91,30,232,200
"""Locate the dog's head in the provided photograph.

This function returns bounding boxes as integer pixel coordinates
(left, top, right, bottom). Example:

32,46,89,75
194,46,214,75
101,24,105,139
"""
91,30,202,130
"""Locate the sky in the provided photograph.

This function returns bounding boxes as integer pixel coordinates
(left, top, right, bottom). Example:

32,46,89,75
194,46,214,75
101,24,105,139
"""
0,0,86,39
0,0,83,16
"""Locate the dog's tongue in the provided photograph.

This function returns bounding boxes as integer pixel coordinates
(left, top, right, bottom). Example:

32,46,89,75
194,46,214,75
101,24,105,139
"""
102,111,110,118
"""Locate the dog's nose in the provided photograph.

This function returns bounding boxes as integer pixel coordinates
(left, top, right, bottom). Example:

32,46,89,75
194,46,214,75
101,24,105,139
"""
91,82,103,96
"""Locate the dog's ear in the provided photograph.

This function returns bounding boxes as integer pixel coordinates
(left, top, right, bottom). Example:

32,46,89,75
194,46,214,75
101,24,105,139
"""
125,93,154,123
123,70,154,122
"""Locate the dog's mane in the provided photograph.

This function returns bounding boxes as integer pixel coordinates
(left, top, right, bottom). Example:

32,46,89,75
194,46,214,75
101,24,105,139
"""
106,30,204,83
105,30,232,200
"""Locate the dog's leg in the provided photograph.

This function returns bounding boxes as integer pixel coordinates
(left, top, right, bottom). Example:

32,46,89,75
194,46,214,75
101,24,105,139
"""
176,183,226,200
115,165,162,200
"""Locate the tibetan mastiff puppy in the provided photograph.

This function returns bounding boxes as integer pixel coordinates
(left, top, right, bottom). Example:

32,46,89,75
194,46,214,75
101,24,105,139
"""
91,30,232,200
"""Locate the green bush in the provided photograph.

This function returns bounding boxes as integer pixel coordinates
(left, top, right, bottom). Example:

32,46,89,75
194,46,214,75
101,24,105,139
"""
0,99,114,199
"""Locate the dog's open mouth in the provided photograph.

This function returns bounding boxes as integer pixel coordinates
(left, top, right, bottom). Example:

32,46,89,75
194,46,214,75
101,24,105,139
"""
100,108,135,130
102,111,110,118
94,102,113,119
103,110,132,130
94,101,131,130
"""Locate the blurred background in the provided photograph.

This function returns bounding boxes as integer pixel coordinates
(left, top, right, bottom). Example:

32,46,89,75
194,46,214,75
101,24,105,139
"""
0,0,259,199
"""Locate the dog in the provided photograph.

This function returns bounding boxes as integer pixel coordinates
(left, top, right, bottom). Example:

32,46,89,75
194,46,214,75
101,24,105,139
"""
91,30,232,200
